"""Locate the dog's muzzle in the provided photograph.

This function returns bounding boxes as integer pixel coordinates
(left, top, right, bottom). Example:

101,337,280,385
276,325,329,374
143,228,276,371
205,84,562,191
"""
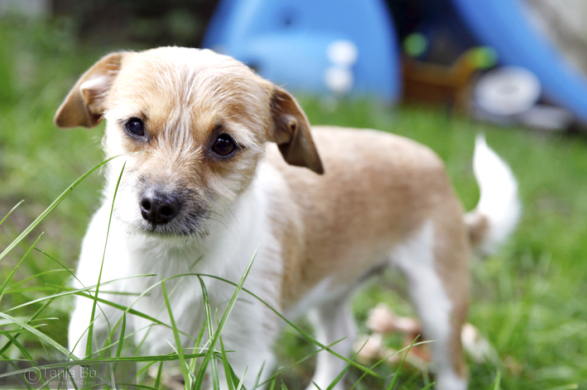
139,188,182,225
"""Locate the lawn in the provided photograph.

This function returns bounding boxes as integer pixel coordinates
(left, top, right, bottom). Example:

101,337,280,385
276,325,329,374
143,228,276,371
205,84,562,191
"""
0,18,586,389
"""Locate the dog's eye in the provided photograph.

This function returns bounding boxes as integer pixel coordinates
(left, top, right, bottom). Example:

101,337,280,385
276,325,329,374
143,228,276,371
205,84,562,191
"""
125,118,145,137
212,134,237,157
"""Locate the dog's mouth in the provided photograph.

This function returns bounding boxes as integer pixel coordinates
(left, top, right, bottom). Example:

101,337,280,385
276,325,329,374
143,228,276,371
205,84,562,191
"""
135,209,212,238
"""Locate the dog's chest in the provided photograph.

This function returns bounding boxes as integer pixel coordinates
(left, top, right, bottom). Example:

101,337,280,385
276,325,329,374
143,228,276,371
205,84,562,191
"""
127,252,233,354
119,174,283,353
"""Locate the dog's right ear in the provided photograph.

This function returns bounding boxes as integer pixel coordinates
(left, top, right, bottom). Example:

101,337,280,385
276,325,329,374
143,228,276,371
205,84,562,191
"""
54,52,125,129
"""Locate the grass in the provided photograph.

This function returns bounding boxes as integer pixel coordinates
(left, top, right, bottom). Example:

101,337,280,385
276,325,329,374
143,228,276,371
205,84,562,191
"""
0,17,586,390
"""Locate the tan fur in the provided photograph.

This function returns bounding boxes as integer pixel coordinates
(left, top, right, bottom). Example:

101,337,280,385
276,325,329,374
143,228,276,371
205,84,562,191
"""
267,128,470,377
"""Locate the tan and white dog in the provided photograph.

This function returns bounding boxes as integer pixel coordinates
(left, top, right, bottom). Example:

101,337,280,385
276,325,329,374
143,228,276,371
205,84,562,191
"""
55,47,519,390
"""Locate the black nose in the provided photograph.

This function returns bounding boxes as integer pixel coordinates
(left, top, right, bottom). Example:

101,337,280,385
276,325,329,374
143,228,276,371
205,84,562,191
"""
140,189,181,224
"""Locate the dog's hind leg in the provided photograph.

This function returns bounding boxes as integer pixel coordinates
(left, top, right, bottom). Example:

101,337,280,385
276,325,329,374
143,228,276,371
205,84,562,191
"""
306,292,356,390
391,219,468,390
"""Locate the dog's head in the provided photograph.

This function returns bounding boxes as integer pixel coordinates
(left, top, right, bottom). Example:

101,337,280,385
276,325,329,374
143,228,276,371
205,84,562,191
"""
55,47,323,236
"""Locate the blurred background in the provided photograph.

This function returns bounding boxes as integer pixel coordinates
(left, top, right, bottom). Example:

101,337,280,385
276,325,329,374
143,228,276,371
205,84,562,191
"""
1,0,587,389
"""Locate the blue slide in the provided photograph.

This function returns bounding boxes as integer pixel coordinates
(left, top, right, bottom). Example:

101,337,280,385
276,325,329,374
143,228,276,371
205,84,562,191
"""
450,0,587,123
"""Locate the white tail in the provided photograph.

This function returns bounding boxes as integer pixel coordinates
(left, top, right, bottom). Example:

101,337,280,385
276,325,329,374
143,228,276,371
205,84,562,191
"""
466,135,521,255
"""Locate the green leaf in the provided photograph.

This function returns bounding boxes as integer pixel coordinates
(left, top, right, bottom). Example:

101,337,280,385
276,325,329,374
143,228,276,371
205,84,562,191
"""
161,280,190,389
0,155,121,263
0,233,44,303
0,200,23,226
0,299,54,355
194,249,258,390
491,371,501,390
0,331,34,360
0,311,76,360
220,336,235,390
386,335,419,390
199,273,379,379
86,161,126,358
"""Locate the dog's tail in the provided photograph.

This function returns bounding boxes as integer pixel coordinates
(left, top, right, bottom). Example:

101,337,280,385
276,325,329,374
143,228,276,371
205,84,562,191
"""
465,135,521,256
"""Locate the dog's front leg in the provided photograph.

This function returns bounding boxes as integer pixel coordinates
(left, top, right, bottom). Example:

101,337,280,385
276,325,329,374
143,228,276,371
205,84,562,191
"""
68,206,133,359
306,292,356,390
68,289,129,359
209,301,280,389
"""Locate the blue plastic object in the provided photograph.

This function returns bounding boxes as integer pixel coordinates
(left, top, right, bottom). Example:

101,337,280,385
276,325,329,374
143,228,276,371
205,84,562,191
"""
204,0,400,103
450,0,587,123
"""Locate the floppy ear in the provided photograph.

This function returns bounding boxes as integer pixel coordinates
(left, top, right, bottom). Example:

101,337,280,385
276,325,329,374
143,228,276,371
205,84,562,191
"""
269,86,324,174
54,52,125,128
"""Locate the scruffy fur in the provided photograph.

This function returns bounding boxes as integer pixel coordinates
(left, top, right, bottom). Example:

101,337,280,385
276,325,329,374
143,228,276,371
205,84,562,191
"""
56,47,519,390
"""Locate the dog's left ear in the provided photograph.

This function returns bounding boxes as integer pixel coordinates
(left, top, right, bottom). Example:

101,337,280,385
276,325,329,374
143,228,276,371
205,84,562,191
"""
54,52,125,129
269,86,324,175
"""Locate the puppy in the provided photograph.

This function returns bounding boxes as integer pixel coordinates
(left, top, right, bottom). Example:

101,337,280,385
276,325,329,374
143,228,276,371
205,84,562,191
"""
55,47,519,390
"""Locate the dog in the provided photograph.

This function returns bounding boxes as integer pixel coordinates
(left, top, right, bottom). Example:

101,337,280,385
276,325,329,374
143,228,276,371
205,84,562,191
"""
55,47,519,390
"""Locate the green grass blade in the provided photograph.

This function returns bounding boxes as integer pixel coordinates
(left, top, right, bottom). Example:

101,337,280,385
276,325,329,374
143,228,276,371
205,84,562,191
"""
124,360,157,385
0,155,121,263
0,298,53,355
194,249,258,390
190,321,207,366
386,335,419,390
220,336,235,390
5,268,69,290
0,233,43,303
115,312,126,359
326,336,361,390
154,361,163,389
491,371,501,390
0,199,24,226
86,161,126,358
199,273,379,378
134,256,203,357
161,280,190,389
260,339,344,387
235,366,248,390
252,360,265,390
419,382,435,390
0,311,76,360
6,274,155,313
326,361,351,390
107,311,127,385
71,289,196,342
348,345,403,390
0,331,34,360
1,356,33,390
34,247,85,287
68,270,202,358
195,276,220,390
349,341,431,390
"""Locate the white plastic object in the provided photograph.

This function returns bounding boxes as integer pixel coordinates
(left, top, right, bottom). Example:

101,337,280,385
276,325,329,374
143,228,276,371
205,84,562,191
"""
475,66,541,116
